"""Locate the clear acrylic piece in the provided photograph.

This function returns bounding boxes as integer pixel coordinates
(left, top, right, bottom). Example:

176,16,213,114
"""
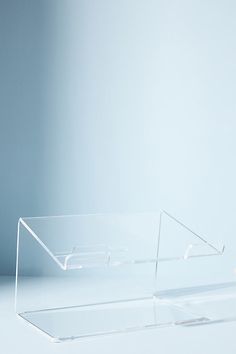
15,211,234,342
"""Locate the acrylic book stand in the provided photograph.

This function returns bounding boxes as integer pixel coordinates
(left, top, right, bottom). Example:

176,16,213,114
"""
15,211,235,342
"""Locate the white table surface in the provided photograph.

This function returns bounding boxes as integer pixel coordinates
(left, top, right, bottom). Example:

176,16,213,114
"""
1,276,236,354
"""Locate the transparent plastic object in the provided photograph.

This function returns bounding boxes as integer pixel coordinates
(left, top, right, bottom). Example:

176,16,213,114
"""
15,211,235,343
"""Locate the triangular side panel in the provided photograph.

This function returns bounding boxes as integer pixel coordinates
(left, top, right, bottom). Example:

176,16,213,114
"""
156,211,225,295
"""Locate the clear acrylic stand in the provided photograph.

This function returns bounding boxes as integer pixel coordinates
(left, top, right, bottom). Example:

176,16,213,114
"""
15,211,234,342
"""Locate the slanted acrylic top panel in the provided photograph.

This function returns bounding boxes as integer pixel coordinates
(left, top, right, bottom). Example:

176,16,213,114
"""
19,212,160,271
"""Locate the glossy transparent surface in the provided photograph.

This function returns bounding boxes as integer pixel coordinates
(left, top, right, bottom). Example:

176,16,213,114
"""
15,211,235,342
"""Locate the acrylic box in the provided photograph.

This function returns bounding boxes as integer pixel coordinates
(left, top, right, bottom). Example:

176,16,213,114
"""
15,211,236,342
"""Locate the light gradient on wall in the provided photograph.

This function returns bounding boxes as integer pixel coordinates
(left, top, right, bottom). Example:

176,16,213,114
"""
0,0,160,274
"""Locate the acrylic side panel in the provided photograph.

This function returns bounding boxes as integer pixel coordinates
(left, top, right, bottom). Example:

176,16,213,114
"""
156,210,226,294
155,211,236,326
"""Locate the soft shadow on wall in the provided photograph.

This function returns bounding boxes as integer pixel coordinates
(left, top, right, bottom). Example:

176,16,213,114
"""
0,0,51,275
0,0,160,275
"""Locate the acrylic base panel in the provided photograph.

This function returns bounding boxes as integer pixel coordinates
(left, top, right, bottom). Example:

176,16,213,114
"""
18,296,210,342
15,211,235,342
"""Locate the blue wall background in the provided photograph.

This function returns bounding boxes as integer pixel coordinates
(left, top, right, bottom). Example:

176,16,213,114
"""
1,0,236,275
